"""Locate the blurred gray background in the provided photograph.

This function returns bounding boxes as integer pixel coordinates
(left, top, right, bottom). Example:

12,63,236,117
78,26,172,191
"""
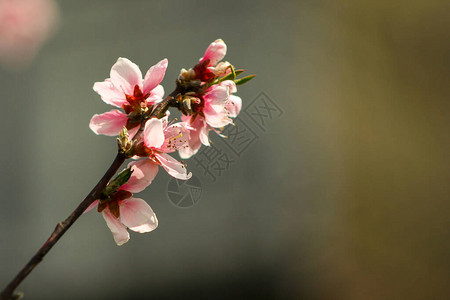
1,0,449,299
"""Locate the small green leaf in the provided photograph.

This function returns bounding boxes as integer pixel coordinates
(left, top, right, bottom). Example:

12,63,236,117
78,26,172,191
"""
219,69,245,82
230,65,236,80
234,75,255,85
103,168,133,196
219,73,233,82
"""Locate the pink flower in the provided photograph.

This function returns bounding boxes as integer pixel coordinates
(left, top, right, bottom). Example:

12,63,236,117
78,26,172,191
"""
178,116,208,159
101,197,158,246
89,57,168,136
85,159,159,246
179,80,241,159
192,39,228,82
135,117,192,180
0,0,59,68
200,39,227,67
120,159,159,193
176,40,245,158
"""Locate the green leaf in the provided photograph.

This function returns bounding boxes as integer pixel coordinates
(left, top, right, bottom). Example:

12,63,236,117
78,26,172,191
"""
103,168,133,196
230,65,236,80
219,73,233,82
218,68,245,82
234,75,255,85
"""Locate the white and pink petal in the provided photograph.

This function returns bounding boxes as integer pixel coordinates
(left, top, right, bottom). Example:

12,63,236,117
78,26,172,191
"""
225,95,242,118
199,124,211,146
204,85,229,110
178,129,202,159
102,208,130,246
143,118,165,149
160,122,191,153
143,58,168,94
219,80,237,94
110,57,143,95
210,62,232,76
178,116,203,159
155,152,192,180
203,105,231,128
119,198,158,233
89,109,128,136
93,79,127,108
146,84,164,105
201,39,227,67
121,160,159,193
84,200,99,214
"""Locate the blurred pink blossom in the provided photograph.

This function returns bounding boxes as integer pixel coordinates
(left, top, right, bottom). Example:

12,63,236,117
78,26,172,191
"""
0,0,59,68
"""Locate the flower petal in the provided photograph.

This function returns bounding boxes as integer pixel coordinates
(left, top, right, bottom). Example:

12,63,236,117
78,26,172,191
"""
146,84,164,105
204,85,229,112
120,197,158,233
102,208,130,246
219,80,237,94
199,124,211,146
89,109,128,136
203,86,232,128
178,143,200,159
203,106,231,128
178,116,203,159
178,130,201,159
210,62,231,76
121,160,159,193
110,57,142,95
160,122,191,153
201,39,227,66
143,118,165,149
93,79,127,108
143,58,168,94
156,152,192,180
83,200,99,214
226,95,242,118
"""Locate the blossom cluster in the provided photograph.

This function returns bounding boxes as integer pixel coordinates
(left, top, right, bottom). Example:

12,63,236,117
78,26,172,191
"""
87,39,253,245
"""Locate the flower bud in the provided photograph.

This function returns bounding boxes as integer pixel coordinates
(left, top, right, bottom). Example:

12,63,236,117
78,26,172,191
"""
117,126,135,157
177,95,201,115
211,61,231,76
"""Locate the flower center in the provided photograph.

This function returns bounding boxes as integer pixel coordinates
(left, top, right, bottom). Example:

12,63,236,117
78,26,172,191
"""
121,85,152,130
186,96,205,123
122,85,150,114
193,59,216,82
97,190,133,218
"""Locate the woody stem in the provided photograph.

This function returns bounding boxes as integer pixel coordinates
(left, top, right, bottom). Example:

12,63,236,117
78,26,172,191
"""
151,89,180,118
0,94,177,300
